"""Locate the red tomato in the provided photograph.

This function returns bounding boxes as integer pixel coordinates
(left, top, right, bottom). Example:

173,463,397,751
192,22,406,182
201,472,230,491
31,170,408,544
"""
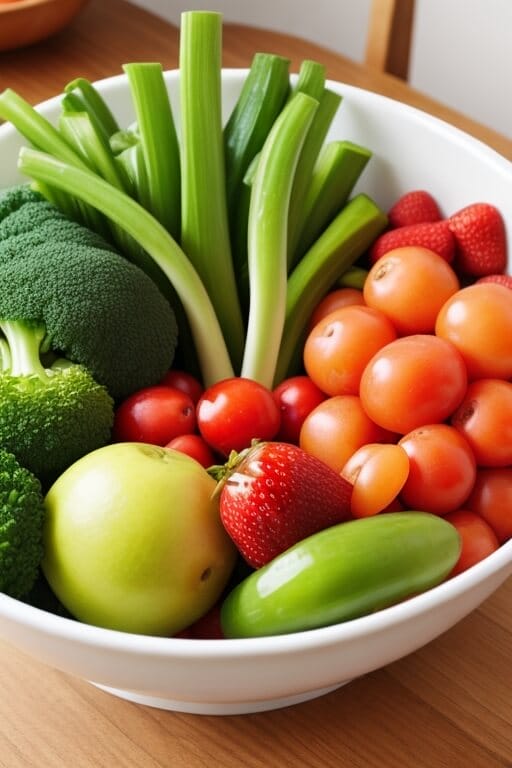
341,443,410,518
451,379,512,467
436,283,512,379
304,305,397,396
308,287,365,330
465,468,512,543
363,246,459,335
398,424,477,515
360,334,468,434
299,395,395,473
165,434,216,468
160,369,204,404
444,510,499,576
196,377,281,456
113,386,196,445
273,375,327,445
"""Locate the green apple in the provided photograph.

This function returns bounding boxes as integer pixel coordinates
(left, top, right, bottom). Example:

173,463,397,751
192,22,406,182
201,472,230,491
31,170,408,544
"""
42,442,237,636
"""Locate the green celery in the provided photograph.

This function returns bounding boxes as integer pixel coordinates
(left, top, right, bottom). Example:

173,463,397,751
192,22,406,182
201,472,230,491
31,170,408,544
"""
18,148,234,387
287,88,342,268
231,152,260,313
274,194,388,383
290,59,326,102
297,140,372,257
338,265,369,289
123,63,181,240
64,77,120,143
241,92,319,388
179,11,244,371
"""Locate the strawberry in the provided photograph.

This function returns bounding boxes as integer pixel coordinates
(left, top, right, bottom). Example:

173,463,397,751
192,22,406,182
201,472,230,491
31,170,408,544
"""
388,190,442,228
476,273,512,290
448,202,507,277
214,441,353,568
368,220,455,265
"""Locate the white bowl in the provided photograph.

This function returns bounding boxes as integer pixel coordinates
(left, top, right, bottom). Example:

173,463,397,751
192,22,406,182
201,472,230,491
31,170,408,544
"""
1,70,511,716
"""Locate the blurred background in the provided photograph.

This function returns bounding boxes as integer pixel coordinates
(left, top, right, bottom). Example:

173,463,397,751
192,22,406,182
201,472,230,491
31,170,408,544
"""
131,0,511,139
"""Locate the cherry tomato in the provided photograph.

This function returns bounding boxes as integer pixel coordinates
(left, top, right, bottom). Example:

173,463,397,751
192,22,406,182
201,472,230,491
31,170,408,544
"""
304,305,397,396
341,443,410,518
299,395,395,473
113,386,196,445
465,468,512,543
451,379,512,467
360,334,467,434
308,287,365,330
436,283,512,379
196,377,281,456
444,510,499,576
273,375,327,445
165,434,217,468
363,246,459,335
398,424,477,515
160,369,204,404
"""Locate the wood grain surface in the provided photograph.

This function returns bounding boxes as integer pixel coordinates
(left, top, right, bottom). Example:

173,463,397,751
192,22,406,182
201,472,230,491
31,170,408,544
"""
0,2,511,766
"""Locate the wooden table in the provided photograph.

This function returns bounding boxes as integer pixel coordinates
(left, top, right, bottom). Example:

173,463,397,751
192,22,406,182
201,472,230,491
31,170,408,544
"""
1,2,511,766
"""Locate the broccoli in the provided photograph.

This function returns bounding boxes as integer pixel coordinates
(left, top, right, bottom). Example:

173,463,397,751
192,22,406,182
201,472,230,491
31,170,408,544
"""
0,318,114,480
0,185,178,400
0,447,45,599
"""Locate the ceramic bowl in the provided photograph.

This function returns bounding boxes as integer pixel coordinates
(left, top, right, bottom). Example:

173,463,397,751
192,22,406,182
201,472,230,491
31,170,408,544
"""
0,0,90,52
0,69,511,716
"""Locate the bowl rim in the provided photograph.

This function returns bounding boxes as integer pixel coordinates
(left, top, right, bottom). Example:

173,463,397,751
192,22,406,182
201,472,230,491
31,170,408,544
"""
0,68,511,657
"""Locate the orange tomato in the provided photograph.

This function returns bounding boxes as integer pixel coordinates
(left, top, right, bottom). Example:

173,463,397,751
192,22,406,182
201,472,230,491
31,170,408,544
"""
465,468,512,543
304,305,397,396
451,378,512,467
308,287,365,330
341,443,409,518
444,510,499,576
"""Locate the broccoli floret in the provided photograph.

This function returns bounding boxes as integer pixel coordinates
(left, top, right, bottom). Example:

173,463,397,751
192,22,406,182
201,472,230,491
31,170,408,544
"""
0,318,114,481
0,185,178,400
0,447,45,599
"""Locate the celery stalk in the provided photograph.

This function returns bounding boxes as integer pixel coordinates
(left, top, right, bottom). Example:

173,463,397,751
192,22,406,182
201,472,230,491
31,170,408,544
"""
59,110,126,190
18,148,234,387
64,77,120,143
287,88,342,268
179,11,244,371
338,265,369,289
297,140,372,257
290,60,326,102
123,63,181,240
274,194,388,383
241,92,319,388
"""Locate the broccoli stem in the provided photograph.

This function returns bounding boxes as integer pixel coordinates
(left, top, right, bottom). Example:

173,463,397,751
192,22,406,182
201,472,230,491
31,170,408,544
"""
0,320,49,382
17,148,234,387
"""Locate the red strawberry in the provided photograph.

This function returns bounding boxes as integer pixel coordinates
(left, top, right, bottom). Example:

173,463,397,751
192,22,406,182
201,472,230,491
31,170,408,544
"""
214,441,353,568
369,220,455,264
448,203,507,277
476,273,512,290
388,190,442,228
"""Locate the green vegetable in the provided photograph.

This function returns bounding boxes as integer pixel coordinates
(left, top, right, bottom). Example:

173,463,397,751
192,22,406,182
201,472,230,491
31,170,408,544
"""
221,512,462,638
179,11,244,370
241,92,319,388
0,448,46,599
338,265,369,289
64,77,120,144
0,185,178,400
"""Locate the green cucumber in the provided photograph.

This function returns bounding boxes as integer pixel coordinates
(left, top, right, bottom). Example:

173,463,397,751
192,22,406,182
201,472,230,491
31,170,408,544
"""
221,512,461,638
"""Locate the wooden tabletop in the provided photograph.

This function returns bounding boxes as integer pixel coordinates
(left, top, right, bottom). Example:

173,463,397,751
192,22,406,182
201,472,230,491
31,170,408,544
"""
1,2,511,766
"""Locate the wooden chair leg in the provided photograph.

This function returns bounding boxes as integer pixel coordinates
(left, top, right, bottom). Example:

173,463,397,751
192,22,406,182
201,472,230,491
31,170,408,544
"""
364,0,416,80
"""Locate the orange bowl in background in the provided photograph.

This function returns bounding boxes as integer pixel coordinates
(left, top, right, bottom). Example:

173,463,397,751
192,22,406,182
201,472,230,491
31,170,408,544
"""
0,0,90,52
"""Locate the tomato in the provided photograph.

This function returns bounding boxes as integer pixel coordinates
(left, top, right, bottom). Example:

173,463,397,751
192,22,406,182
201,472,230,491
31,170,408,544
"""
444,510,499,576
341,443,410,518
451,379,512,467
303,305,397,396
299,395,394,473
160,369,204,404
308,287,365,330
165,434,216,468
360,334,468,434
465,468,512,543
398,424,476,515
196,377,281,456
436,283,512,379
272,375,327,444
113,386,196,445
363,246,459,335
